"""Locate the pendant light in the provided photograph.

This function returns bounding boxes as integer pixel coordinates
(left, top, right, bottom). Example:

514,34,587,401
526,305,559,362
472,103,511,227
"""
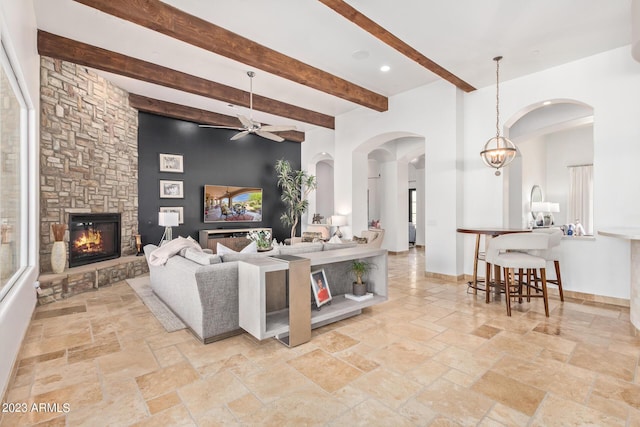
480,56,517,176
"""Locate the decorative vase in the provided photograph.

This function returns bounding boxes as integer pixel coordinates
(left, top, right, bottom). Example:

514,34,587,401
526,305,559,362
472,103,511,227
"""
353,282,367,296
51,241,66,274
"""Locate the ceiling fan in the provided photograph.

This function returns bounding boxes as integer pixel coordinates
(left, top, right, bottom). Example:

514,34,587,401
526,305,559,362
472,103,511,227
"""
199,71,296,142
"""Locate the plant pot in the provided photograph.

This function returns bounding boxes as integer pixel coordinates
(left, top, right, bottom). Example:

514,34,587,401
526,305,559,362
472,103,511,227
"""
353,282,367,296
51,241,66,274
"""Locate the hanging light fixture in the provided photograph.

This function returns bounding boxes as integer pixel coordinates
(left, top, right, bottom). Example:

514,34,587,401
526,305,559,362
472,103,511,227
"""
480,56,517,176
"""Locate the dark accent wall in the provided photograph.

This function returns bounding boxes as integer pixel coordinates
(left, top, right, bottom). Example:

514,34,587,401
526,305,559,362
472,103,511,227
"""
138,112,301,245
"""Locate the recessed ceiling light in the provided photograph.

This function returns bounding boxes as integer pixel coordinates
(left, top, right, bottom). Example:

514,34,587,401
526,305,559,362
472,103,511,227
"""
352,50,370,60
543,101,552,106
380,65,391,72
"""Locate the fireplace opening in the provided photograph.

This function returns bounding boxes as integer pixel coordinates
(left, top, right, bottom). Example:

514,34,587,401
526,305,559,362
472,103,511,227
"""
68,213,121,268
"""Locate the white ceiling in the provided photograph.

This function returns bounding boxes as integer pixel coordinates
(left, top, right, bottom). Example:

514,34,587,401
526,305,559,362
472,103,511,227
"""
33,0,633,133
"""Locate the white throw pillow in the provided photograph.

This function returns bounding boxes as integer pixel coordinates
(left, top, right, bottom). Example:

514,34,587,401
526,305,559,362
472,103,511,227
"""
216,240,257,255
328,235,342,244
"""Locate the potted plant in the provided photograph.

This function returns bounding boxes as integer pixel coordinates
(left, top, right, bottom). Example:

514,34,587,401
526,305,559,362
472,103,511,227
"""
275,159,317,242
350,259,374,296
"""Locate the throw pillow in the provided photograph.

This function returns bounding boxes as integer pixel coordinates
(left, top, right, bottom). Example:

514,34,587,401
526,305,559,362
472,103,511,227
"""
216,240,257,255
184,248,220,265
302,231,322,242
353,236,368,244
328,235,342,244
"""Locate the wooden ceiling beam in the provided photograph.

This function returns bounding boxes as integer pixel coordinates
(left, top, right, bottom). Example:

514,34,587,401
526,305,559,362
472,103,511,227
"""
318,0,476,93
129,94,305,143
73,0,389,112
38,31,334,129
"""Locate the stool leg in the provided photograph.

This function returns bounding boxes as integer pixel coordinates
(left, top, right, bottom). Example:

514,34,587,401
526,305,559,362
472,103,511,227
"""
526,269,532,302
472,234,481,294
504,267,512,316
517,268,524,304
554,260,564,302
540,268,549,317
485,261,491,303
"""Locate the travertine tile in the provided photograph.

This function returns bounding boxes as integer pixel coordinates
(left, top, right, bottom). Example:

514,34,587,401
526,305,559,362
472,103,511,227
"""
329,397,415,426
178,370,248,419
471,370,545,416
135,361,200,400
531,394,625,426
569,343,636,381
351,368,422,409
3,250,639,426
288,348,362,392
415,378,494,425
240,386,348,426
146,391,181,415
311,330,359,353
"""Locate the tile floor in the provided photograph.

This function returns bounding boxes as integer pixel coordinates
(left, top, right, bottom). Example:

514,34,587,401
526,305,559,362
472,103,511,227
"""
1,248,639,426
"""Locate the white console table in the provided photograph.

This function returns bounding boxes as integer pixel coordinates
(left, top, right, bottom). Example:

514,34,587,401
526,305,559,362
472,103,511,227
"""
598,228,640,332
238,247,388,346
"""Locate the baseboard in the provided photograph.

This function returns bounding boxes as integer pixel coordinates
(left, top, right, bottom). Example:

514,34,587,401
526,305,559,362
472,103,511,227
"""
388,250,410,255
461,274,630,308
562,290,630,308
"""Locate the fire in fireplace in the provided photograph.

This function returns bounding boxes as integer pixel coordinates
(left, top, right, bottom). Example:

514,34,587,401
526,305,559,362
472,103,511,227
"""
68,213,121,268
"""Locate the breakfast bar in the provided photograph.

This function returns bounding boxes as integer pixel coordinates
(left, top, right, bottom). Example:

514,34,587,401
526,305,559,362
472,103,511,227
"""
598,228,640,332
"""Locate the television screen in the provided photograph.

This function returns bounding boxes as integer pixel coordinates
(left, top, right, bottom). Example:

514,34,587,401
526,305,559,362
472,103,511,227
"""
204,185,263,223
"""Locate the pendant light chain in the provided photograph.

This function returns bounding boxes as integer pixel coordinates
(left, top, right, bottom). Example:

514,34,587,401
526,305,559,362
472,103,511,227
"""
494,56,502,139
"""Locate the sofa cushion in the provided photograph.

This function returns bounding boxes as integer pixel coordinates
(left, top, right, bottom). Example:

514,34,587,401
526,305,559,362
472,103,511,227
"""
184,248,221,265
278,242,324,255
323,241,358,251
352,236,368,244
217,240,257,255
220,248,279,262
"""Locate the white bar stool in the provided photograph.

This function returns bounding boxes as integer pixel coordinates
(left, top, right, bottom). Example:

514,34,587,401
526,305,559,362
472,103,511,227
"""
485,232,550,317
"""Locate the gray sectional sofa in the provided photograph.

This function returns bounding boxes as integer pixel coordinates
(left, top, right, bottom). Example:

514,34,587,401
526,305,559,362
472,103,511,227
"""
143,241,357,343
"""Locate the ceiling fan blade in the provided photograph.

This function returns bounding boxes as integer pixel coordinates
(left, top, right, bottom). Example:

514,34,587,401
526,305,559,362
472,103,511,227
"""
230,130,250,141
199,125,243,130
260,125,297,132
255,130,285,142
237,114,254,129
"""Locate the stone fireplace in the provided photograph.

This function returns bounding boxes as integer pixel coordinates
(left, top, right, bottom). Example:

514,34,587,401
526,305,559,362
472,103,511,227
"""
37,56,146,303
68,213,121,268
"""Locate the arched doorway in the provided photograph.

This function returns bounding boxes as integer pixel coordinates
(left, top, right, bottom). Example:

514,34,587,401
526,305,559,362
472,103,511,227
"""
504,99,594,233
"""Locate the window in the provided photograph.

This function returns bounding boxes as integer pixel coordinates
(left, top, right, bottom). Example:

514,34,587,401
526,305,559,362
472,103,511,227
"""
568,165,593,235
408,189,417,224
0,43,27,299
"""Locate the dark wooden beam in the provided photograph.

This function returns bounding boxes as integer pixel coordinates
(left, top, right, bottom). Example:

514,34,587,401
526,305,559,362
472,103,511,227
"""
318,0,476,93
37,31,334,129
129,94,305,143
73,0,389,112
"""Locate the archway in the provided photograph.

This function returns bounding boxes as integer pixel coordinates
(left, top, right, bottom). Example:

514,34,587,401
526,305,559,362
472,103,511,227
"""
504,99,594,232
353,132,425,252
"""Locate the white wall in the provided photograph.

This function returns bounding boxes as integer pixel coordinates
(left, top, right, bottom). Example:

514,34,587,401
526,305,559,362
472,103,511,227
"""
464,46,640,299
0,0,39,398
330,81,462,269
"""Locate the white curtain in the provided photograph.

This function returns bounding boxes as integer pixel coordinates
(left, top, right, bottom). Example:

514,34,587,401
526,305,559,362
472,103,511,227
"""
568,165,593,235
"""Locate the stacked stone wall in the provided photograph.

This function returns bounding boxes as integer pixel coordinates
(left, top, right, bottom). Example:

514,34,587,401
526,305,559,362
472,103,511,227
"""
39,57,139,273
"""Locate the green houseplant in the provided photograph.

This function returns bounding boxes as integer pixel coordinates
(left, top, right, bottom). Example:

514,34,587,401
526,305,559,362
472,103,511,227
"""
350,259,374,296
275,159,317,242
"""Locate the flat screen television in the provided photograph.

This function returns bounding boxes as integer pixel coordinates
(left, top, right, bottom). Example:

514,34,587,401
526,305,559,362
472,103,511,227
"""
204,185,263,223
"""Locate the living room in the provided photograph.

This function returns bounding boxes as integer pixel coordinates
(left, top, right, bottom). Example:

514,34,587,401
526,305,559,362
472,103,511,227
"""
2,0,640,425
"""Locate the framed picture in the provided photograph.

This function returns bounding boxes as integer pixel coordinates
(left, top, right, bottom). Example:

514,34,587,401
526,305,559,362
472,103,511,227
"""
159,180,184,198
310,269,332,307
159,153,184,173
159,206,184,224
